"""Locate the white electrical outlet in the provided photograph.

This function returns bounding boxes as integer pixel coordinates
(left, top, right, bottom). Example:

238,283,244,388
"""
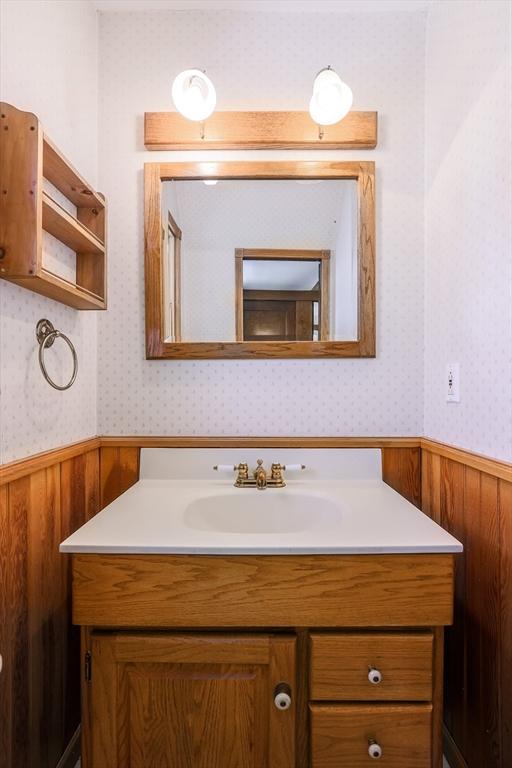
446,363,460,402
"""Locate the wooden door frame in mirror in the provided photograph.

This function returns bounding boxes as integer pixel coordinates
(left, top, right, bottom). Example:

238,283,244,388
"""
145,161,375,359
166,210,182,342
234,248,330,342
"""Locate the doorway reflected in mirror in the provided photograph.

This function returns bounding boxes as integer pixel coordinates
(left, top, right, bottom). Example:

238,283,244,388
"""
235,250,329,342
160,179,358,343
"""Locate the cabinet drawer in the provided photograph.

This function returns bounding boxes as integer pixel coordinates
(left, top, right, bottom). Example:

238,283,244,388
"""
310,632,433,700
310,703,432,768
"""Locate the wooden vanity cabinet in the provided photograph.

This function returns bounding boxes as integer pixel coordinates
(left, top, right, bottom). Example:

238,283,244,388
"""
74,553,454,768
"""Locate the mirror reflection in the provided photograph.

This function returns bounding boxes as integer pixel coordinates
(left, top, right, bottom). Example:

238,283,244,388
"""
161,179,358,343
238,252,327,342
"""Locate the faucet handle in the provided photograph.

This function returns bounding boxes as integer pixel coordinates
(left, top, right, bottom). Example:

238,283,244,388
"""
270,462,284,483
215,462,250,487
214,463,249,478
237,462,249,480
270,462,306,486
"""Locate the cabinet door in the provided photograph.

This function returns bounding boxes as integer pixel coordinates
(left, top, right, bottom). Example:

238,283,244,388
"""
88,632,296,768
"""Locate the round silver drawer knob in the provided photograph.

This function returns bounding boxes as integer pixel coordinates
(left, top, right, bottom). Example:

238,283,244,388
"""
368,741,383,759
368,667,382,685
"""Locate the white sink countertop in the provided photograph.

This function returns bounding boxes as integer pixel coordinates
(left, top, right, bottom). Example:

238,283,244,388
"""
60,477,462,555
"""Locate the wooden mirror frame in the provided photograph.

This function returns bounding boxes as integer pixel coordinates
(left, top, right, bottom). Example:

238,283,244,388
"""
145,161,375,359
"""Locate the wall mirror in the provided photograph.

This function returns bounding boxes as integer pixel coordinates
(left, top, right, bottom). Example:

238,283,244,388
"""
145,161,375,358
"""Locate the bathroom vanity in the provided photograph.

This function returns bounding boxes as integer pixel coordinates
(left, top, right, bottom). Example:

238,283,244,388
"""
61,449,462,768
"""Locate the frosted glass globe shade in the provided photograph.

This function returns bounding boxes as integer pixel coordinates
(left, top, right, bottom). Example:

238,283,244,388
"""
309,68,353,126
172,69,216,121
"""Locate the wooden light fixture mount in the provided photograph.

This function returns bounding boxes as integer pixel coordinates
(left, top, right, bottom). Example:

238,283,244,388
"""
144,110,378,150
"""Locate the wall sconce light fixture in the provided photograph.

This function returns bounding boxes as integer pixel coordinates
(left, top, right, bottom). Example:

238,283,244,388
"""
309,66,353,126
171,69,216,121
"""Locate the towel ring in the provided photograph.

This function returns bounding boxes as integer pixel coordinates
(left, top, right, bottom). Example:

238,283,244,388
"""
36,319,78,391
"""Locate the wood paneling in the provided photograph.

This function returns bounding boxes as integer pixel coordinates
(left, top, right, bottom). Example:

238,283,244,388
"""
72,553,454,628
0,483,14,764
0,423,428,766
3,474,30,768
421,438,512,482
0,437,100,485
99,446,139,508
422,450,441,523
27,465,64,768
421,447,512,768
499,479,512,768
0,446,100,768
1,433,510,768
99,435,421,448
60,451,100,750
382,447,422,507
144,110,378,150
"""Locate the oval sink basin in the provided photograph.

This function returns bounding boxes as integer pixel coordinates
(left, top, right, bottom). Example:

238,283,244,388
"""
184,493,340,534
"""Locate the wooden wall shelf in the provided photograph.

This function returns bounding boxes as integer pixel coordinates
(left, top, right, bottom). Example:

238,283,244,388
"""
144,110,378,150
42,193,105,256
42,135,105,210
0,102,107,310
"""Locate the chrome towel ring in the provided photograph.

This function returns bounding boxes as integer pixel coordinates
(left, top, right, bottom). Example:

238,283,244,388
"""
36,319,78,391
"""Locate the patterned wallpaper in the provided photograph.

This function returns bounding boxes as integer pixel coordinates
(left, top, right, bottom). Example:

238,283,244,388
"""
424,0,512,461
97,7,426,439
0,0,99,463
2,2,508,463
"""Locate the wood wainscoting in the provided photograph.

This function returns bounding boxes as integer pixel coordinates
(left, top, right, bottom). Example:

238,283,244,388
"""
0,438,101,768
420,439,512,768
0,434,510,768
